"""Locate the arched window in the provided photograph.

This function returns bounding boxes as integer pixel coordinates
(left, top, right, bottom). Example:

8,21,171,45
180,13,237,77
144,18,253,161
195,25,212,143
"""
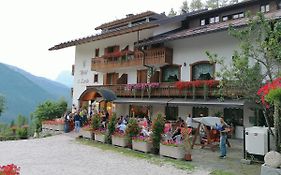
190,61,214,81
161,65,180,82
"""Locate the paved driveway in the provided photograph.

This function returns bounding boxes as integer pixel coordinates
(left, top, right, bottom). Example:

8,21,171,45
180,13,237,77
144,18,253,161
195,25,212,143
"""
0,134,208,175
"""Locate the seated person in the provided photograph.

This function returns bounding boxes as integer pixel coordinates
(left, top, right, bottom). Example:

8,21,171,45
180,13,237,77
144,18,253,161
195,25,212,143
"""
140,126,151,137
164,122,172,134
117,122,127,133
172,127,182,141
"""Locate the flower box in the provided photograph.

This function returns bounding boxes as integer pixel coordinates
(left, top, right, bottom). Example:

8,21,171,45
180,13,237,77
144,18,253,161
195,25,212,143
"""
81,130,93,139
160,143,185,160
132,140,152,153
94,132,106,143
112,135,129,147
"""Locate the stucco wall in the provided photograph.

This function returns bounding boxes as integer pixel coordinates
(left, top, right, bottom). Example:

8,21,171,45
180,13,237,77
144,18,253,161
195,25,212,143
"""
167,31,239,81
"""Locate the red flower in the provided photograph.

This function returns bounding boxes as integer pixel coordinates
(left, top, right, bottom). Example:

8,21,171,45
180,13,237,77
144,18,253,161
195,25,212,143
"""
0,164,20,175
257,77,281,108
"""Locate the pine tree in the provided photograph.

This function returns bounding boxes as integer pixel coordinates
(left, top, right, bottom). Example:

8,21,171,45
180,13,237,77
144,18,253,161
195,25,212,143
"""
206,0,229,9
180,0,190,14
190,0,204,11
168,8,177,17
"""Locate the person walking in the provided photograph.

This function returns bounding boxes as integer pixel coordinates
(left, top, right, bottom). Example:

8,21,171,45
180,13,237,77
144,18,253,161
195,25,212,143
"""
74,112,81,133
218,117,230,159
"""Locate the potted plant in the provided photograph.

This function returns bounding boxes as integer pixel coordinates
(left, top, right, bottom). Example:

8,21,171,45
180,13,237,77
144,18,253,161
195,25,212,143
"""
125,118,140,148
160,140,185,160
106,112,117,144
81,125,93,139
151,113,165,154
132,136,153,153
111,131,129,147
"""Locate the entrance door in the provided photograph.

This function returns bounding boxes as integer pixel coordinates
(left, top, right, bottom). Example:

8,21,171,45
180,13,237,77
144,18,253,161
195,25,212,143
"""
105,73,118,85
137,69,147,83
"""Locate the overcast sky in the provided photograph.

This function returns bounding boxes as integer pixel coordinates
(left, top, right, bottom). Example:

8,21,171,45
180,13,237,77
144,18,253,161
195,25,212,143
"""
0,0,188,80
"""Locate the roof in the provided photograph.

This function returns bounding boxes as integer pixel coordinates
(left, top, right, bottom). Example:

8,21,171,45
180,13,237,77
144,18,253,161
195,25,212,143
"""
49,22,158,51
136,10,281,47
95,11,164,30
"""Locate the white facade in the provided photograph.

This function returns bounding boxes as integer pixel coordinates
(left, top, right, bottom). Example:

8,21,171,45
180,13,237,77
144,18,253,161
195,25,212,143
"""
72,29,154,106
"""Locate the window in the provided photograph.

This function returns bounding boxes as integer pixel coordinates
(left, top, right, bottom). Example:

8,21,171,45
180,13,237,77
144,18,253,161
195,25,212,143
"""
210,16,219,24
161,65,180,82
223,108,243,126
222,16,228,22
192,107,208,118
94,74,98,83
233,14,239,19
200,19,206,26
223,12,244,22
191,61,214,81
261,4,270,13
95,48,99,57
165,106,178,121
215,16,219,23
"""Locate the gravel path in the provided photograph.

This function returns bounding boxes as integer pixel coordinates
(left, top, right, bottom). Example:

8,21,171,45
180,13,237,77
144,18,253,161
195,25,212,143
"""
0,134,209,175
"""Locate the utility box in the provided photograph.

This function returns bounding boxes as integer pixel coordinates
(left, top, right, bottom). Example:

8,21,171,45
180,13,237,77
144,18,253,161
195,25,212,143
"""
245,127,269,156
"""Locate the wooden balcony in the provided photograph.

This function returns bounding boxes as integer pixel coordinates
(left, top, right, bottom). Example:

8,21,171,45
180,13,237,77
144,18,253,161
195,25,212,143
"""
91,47,173,71
88,82,243,100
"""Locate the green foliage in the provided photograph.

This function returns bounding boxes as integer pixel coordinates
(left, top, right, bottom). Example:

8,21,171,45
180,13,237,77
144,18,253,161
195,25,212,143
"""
33,99,68,121
125,118,140,143
151,113,165,154
0,95,5,116
106,112,117,144
180,0,189,14
16,127,28,139
266,88,281,104
168,8,177,17
16,115,28,127
91,113,101,130
190,0,204,11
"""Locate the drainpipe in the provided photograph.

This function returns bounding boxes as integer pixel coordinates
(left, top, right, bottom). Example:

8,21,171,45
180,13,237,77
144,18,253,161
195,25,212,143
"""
137,30,154,83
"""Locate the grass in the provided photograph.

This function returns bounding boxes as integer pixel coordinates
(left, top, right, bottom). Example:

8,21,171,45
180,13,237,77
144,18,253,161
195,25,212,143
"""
210,170,235,175
76,138,194,172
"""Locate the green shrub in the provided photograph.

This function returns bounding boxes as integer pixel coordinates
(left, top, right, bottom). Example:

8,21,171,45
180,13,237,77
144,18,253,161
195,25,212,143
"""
106,112,117,144
151,113,165,154
16,127,28,139
91,113,101,130
125,118,140,144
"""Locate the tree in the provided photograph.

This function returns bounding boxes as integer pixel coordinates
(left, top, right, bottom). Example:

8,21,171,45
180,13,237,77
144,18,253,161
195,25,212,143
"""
207,12,281,151
180,0,190,14
16,115,28,127
190,0,204,11
0,95,5,116
168,8,177,17
33,99,68,121
206,0,229,9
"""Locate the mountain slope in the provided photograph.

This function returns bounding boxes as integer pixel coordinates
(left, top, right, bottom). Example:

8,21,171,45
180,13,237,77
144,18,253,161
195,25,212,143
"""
7,65,71,101
55,70,73,88
0,63,71,124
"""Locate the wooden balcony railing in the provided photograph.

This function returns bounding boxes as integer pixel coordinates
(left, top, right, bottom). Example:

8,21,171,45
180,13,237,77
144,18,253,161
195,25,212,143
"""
91,47,173,71
87,82,243,99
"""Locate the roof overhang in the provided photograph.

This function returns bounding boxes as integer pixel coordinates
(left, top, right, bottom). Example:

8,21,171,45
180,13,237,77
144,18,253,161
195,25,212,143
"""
49,23,158,51
79,87,117,102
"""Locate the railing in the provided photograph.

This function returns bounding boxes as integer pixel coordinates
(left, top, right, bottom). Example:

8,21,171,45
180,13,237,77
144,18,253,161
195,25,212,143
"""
88,82,243,99
91,47,173,71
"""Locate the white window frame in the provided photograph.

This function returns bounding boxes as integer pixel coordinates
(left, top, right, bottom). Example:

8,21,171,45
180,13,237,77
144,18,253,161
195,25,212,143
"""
222,16,228,22
215,16,220,23
200,19,206,26
209,17,215,24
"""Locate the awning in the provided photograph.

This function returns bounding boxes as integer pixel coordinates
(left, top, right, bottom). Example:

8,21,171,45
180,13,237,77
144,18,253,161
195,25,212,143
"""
167,99,245,108
113,98,173,105
79,87,117,101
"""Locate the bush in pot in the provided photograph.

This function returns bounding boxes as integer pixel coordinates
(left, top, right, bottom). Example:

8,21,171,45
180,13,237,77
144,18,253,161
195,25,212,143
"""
125,118,141,147
106,112,117,144
151,113,165,154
